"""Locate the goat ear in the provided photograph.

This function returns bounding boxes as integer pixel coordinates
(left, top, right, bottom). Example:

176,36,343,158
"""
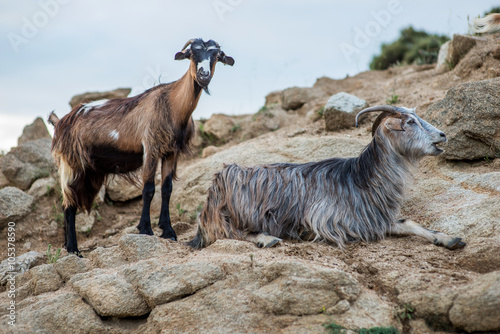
218,52,235,66
175,49,191,60
384,117,405,131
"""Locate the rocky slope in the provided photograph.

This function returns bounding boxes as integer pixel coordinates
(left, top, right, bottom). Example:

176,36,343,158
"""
0,33,499,334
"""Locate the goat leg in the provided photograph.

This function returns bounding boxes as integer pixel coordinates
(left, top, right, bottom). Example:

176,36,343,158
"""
137,181,155,235
64,205,82,257
390,219,466,250
158,172,177,241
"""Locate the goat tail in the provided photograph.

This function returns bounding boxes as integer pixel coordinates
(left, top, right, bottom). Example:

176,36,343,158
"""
48,111,60,127
470,13,500,34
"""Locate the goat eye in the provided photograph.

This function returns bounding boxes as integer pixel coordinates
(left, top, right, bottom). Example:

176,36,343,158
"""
407,119,414,125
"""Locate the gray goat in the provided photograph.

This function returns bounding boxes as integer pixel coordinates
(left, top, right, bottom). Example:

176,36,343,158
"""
188,105,466,250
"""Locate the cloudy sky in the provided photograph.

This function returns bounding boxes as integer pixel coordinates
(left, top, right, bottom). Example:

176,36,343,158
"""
0,0,496,151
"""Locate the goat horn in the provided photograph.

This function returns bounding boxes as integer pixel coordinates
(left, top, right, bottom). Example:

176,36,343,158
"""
355,105,401,127
181,39,196,51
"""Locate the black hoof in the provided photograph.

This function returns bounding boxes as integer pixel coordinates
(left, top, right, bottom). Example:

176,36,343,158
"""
67,249,83,258
137,226,154,235
160,228,177,241
160,231,177,241
446,238,466,250
266,239,280,248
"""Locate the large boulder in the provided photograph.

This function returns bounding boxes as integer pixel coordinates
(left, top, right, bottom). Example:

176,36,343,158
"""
16,264,64,300
69,87,131,108
124,261,224,308
0,138,55,190
446,34,479,67
17,117,51,146
0,250,44,286
106,175,142,202
0,187,34,229
28,176,57,199
449,271,500,333
15,292,111,333
71,272,150,317
281,87,325,110
203,114,236,141
324,92,369,131
424,77,500,160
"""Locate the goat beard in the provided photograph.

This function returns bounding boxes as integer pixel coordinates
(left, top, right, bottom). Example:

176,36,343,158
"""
203,86,211,95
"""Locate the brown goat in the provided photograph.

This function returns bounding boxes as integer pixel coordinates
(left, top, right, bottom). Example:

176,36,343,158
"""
50,38,234,255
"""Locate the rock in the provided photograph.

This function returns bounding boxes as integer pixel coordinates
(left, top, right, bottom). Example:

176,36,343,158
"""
446,34,478,67
95,185,106,206
424,77,500,160
397,290,454,329
0,187,34,228
145,260,393,333
405,171,500,240
88,246,127,268
281,87,326,110
54,255,91,281
69,87,131,108
0,138,55,190
324,92,368,131
449,271,500,332
265,90,282,106
327,300,350,314
0,251,44,286
75,211,96,234
456,238,500,273
203,114,236,140
28,176,57,199
332,290,398,330
201,145,222,158
15,292,111,333
436,40,451,71
124,262,224,307
71,272,150,317
16,264,63,300
106,174,142,202
17,117,51,146
252,262,360,315
118,234,170,262
0,169,9,189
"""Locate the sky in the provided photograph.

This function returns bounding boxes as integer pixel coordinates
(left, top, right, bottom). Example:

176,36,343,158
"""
0,0,497,152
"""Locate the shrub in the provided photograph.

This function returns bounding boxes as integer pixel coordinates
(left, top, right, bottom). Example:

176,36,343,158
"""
370,26,449,70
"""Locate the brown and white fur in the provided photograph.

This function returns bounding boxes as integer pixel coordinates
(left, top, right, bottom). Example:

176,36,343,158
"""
188,106,466,251
50,38,234,255
470,13,500,34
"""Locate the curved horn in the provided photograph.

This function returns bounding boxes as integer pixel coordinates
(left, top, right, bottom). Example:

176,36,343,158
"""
181,38,196,51
355,105,401,127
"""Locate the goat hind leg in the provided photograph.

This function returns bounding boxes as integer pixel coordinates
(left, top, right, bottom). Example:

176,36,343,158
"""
246,232,282,248
137,156,158,235
390,219,466,250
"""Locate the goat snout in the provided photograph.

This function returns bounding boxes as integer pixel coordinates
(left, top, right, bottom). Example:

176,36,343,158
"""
197,68,211,86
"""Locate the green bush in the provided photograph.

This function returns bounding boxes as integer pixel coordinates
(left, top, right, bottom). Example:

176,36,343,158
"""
370,26,449,70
